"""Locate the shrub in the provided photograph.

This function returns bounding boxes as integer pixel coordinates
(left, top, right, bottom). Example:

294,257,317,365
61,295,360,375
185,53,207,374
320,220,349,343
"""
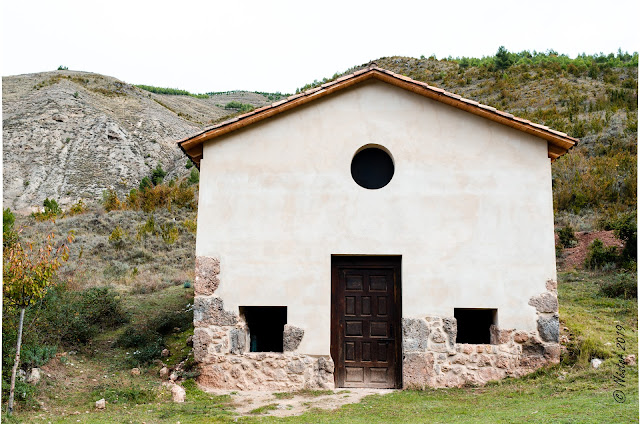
32,198,63,220
43,198,62,215
151,308,193,336
117,327,164,366
186,160,193,169
139,177,152,191
584,239,618,269
22,285,128,347
137,216,156,240
77,286,129,330
102,189,122,212
117,305,193,366
109,226,126,250
67,199,87,216
224,101,244,109
139,184,173,212
19,344,57,369
598,274,637,299
3,208,18,248
160,223,178,245
172,183,196,209
557,226,577,248
57,65,68,70
182,219,197,234
151,164,166,186
188,168,199,185
103,261,130,280
612,213,637,262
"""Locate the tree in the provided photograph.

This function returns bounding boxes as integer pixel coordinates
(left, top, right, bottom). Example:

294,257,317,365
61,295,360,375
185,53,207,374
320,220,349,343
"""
495,46,514,71
3,232,73,415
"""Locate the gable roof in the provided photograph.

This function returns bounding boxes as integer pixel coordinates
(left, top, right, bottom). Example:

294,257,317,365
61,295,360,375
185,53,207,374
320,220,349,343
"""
178,65,578,167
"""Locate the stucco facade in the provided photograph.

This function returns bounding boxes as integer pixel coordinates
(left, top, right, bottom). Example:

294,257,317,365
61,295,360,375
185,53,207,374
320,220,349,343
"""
183,71,571,390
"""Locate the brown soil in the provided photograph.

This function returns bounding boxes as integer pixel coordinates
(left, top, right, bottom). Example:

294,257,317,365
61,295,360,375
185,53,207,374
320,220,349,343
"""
556,230,623,271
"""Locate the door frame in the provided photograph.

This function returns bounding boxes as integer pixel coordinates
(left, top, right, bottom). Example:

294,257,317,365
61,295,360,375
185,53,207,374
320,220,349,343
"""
330,255,402,388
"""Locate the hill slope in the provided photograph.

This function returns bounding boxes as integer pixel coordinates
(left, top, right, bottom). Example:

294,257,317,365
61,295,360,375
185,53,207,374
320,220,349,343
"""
2,71,275,213
3,51,637,226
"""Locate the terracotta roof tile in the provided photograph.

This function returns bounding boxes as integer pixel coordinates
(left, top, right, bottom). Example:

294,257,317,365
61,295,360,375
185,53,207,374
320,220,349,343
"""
178,66,577,164
495,110,514,118
320,80,340,89
548,128,569,137
305,87,323,95
460,98,480,106
478,104,497,112
286,93,305,101
253,105,272,113
353,68,369,76
271,99,288,107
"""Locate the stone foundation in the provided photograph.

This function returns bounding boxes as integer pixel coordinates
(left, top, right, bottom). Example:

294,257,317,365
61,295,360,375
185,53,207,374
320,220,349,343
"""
402,281,561,388
193,256,334,390
194,255,559,390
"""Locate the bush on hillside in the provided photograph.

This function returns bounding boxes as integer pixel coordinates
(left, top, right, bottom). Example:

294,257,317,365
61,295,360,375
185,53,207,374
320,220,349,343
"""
3,208,18,248
31,285,129,345
43,198,62,215
151,164,166,186
102,189,123,212
557,226,577,248
612,212,637,262
188,168,199,185
127,181,196,213
598,273,637,299
584,239,619,270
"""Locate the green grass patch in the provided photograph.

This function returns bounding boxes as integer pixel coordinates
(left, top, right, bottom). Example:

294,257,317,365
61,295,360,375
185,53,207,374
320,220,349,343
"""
249,403,279,415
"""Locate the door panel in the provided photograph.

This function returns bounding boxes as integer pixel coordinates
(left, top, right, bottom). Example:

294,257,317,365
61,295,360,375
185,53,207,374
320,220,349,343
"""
331,256,401,388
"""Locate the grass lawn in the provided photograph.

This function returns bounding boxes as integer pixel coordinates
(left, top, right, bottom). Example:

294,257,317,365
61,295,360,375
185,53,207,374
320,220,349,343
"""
2,271,637,423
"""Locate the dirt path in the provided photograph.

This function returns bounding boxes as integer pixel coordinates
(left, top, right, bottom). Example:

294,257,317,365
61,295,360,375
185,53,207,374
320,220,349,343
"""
204,388,395,417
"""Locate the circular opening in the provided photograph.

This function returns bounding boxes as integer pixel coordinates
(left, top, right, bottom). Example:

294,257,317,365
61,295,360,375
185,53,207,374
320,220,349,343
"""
351,146,394,189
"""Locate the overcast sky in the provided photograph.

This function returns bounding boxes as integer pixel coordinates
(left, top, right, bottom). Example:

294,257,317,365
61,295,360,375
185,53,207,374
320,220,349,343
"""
2,0,638,94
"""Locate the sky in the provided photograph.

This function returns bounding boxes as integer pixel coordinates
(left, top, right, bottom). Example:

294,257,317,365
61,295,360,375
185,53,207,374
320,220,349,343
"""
2,0,638,94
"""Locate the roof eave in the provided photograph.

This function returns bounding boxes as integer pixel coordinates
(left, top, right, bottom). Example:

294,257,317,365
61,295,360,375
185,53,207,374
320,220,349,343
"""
178,67,577,165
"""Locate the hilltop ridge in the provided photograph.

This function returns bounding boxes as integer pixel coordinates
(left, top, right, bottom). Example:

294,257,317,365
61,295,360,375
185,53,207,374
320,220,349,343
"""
3,51,637,225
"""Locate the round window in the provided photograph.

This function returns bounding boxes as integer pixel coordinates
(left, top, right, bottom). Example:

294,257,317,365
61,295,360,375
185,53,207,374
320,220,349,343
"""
350,146,394,189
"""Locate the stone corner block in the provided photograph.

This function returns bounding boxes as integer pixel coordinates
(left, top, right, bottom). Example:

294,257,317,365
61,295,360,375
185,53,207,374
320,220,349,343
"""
402,318,430,352
283,325,305,352
195,256,221,296
193,296,237,327
528,292,558,314
537,314,559,342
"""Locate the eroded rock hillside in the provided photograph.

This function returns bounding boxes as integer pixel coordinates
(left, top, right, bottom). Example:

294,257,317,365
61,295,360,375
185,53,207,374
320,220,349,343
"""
2,71,275,213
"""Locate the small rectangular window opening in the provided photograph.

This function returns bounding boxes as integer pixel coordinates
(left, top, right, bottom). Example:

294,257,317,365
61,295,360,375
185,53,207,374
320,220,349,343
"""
239,306,287,352
454,308,497,344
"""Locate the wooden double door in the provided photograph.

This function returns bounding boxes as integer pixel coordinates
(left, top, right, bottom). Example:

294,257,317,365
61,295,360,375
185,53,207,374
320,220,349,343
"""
331,256,402,388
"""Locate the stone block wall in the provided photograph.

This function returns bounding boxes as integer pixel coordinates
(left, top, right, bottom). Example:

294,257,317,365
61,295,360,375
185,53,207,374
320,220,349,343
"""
193,256,335,391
